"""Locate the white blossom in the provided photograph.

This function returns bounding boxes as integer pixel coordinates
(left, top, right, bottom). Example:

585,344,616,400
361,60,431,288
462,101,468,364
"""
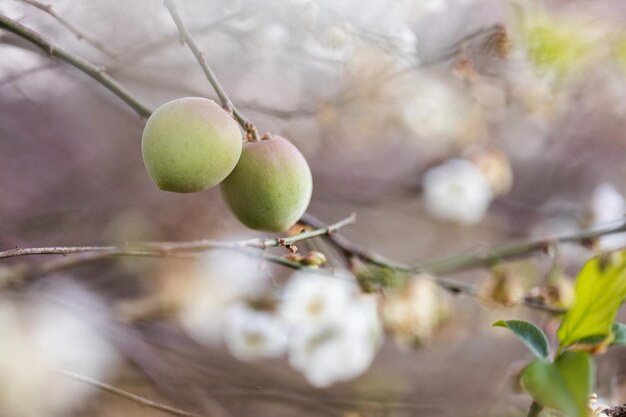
402,75,470,147
245,23,291,60
178,250,268,346
279,272,357,326
223,303,289,361
589,183,626,250
0,291,118,417
288,294,382,388
422,159,494,225
381,276,449,344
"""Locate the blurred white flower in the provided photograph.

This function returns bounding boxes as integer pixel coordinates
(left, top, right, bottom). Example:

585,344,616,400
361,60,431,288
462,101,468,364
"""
246,23,291,60
279,272,357,326
381,276,449,344
422,159,494,225
178,250,268,346
0,293,118,417
288,294,382,388
223,303,289,361
589,183,626,250
402,75,470,147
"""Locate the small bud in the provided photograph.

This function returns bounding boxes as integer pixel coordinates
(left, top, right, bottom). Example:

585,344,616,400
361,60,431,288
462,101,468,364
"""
285,253,303,263
545,275,575,309
381,275,451,346
301,251,327,267
483,24,511,58
478,267,525,308
464,146,513,197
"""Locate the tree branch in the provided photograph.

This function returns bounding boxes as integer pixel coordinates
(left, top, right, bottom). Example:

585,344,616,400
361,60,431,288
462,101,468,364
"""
17,0,117,58
302,214,626,276
0,215,355,285
0,14,152,118
163,0,259,141
111,7,256,68
420,218,626,275
301,215,626,314
0,214,355,260
53,368,206,417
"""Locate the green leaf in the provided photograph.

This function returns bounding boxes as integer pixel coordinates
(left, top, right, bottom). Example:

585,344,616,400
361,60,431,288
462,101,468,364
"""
493,319,550,359
521,351,594,417
557,252,626,348
611,323,626,346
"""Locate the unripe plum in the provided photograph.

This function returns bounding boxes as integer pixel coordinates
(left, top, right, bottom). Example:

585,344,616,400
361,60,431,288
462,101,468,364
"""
220,135,312,232
142,97,242,193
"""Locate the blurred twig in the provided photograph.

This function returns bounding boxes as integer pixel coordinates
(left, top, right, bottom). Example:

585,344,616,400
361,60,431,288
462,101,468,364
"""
0,62,57,86
420,218,626,275
16,0,117,57
163,0,259,141
53,368,206,417
329,24,508,110
111,7,256,67
0,14,152,117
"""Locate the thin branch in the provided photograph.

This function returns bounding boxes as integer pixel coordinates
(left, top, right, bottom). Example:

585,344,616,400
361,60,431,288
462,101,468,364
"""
302,215,626,314
420,218,626,275
0,214,356,260
303,214,626,276
300,213,413,271
53,368,206,417
111,7,256,68
17,0,117,57
325,24,507,112
0,14,152,118
163,0,259,141
0,215,353,284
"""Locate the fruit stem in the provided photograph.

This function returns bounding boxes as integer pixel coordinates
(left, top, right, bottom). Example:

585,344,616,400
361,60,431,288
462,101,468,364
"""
164,0,260,141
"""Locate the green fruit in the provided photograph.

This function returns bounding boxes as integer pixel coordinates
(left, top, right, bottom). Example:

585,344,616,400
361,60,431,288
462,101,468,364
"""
221,135,313,232
142,97,242,193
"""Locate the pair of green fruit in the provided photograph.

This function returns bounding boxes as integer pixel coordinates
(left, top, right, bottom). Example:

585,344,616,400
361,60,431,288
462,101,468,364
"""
141,97,312,232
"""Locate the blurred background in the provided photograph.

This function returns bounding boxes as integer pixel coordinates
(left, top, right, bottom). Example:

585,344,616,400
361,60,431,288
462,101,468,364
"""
2,0,626,416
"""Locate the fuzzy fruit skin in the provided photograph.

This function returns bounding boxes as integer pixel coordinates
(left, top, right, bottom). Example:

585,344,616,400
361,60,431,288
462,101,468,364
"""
142,97,242,193
221,136,313,232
